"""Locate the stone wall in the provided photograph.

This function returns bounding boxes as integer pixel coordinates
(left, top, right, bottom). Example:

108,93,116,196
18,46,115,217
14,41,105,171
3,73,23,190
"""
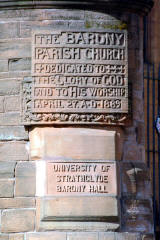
0,8,154,240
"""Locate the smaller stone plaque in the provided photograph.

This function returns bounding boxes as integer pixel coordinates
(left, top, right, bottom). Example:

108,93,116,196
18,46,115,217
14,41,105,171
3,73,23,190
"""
46,162,117,196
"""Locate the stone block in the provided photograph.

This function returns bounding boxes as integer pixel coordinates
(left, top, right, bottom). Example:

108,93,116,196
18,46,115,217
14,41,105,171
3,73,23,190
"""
0,113,20,126
38,20,68,29
85,11,118,21
68,21,85,29
0,198,35,209
0,22,19,39
0,126,28,141
15,162,36,177
0,39,31,60
37,197,118,222
30,128,116,161
122,198,154,233
122,215,154,233
15,178,35,197
9,234,24,240
26,232,66,240
4,96,20,112
0,235,9,240
1,209,35,233
133,90,144,121
123,140,144,162
99,232,115,240
85,19,122,30
129,69,142,92
0,79,20,96
0,70,31,80
116,233,141,240
37,222,119,233
67,232,98,240
122,163,152,197
15,162,36,196
123,199,152,216
0,96,4,112
0,142,28,161
0,162,16,178
0,60,8,72
128,49,137,68
0,9,45,21
36,197,119,231
136,121,145,145
0,179,14,198
9,58,31,72
44,9,85,20
20,20,68,38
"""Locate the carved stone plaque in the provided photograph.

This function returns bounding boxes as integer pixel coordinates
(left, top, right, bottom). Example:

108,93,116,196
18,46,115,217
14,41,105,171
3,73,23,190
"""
22,30,128,125
45,162,117,196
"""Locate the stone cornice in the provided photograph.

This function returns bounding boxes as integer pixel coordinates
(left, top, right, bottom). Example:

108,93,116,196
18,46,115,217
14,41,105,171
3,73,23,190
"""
0,0,154,15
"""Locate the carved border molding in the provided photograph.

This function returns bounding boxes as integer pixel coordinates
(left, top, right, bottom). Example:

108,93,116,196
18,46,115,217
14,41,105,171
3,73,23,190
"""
0,0,153,15
21,79,129,126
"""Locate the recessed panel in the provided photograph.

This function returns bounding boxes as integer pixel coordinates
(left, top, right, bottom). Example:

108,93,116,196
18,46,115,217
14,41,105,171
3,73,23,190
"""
46,162,117,196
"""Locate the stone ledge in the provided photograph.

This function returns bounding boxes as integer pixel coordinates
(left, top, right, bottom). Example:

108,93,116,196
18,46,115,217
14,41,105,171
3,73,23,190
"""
38,196,119,222
36,197,120,231
0,0,153,15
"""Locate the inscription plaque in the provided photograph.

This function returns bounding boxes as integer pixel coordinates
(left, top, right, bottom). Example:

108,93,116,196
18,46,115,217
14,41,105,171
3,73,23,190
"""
22,29,128,125
46,162,117,196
